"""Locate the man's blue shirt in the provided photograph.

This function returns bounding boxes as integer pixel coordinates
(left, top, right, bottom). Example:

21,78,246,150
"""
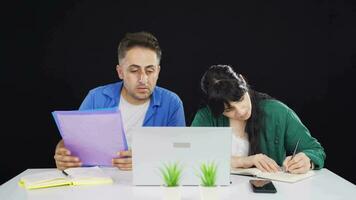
79,81,186,126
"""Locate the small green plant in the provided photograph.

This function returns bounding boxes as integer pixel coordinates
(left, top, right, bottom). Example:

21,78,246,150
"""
199,161,218,187
159,162,183,187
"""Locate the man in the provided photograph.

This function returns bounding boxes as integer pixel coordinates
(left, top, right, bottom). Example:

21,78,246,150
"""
54,31,186,171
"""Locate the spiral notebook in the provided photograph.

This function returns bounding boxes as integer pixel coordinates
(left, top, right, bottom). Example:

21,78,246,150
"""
231,168,315,183
19,167,113,190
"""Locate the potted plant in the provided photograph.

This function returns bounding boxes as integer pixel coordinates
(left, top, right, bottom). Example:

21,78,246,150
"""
198,161,219,200
159,162,183,200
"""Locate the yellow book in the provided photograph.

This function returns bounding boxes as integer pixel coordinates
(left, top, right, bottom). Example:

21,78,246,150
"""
231,167,315,183
19,166,113,189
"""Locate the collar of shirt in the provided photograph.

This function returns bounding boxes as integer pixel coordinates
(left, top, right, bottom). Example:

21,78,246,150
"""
102,81,161,108
102,81,161,125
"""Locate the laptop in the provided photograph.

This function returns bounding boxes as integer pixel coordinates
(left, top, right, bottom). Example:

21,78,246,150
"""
132,127,232,186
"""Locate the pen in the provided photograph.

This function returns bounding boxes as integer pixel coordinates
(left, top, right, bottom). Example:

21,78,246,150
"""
62,170,69,176
281,137,301,172
291,137,301,160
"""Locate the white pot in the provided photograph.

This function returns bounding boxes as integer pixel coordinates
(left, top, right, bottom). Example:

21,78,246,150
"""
199,186,219,200
161,186,181,200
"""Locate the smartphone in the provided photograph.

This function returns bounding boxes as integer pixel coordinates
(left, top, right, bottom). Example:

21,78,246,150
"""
249,179,277,193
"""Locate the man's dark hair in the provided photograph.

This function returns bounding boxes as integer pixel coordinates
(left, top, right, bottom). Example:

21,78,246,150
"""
118,31,162,64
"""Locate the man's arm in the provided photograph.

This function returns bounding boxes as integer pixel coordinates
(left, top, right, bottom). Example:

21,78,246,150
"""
167,97,186,126
79,90,95,110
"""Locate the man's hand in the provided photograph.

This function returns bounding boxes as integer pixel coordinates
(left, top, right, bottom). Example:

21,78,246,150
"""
54,140,81,170
283,152,311,174
112,150,132,171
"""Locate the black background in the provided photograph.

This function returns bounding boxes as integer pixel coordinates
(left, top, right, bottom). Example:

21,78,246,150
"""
1,0,355,184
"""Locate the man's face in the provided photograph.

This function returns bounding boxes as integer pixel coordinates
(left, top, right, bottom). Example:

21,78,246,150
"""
116,47,160,104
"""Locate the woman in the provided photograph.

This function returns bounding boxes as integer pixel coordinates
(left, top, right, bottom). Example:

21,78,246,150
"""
191,65,325,174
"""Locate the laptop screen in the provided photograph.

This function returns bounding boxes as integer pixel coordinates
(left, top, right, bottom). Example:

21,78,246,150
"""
132,127,232,186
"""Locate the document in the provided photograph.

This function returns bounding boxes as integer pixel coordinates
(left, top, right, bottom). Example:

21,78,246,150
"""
52,108,128,166
19,166,113,189
231,168,315,183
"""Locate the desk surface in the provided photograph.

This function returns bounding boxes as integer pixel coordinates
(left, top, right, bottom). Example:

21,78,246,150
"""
1,168,355,200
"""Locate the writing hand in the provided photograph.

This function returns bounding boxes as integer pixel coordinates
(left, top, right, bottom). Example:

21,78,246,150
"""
283,152,311,174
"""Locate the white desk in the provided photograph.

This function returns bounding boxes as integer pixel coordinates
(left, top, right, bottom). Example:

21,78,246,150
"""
1,168,355,200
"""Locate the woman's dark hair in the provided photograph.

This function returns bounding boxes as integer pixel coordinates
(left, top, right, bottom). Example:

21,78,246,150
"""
200,65,271,155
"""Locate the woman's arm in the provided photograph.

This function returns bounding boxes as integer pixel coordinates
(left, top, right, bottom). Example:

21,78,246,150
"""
284,108,326,170
191,107,215,126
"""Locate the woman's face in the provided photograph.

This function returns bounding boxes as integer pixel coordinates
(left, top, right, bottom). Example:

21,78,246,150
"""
223,92,252,121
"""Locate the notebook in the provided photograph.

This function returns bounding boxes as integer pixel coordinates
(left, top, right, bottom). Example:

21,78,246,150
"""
231,168,315,183
52,108,128,166
19,166,113,189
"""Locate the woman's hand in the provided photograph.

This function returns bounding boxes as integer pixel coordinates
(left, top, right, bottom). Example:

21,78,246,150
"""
249,154,280,172
231,154,280,173
283,152,311,174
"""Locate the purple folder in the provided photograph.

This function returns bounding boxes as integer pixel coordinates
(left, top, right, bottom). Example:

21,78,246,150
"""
52,109,128,166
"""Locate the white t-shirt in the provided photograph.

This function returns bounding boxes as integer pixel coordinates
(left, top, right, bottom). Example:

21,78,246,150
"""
118,95,150,148
231,134,250,157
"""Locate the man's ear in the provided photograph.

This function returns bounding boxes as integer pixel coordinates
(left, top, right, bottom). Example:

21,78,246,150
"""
116,65,124,79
